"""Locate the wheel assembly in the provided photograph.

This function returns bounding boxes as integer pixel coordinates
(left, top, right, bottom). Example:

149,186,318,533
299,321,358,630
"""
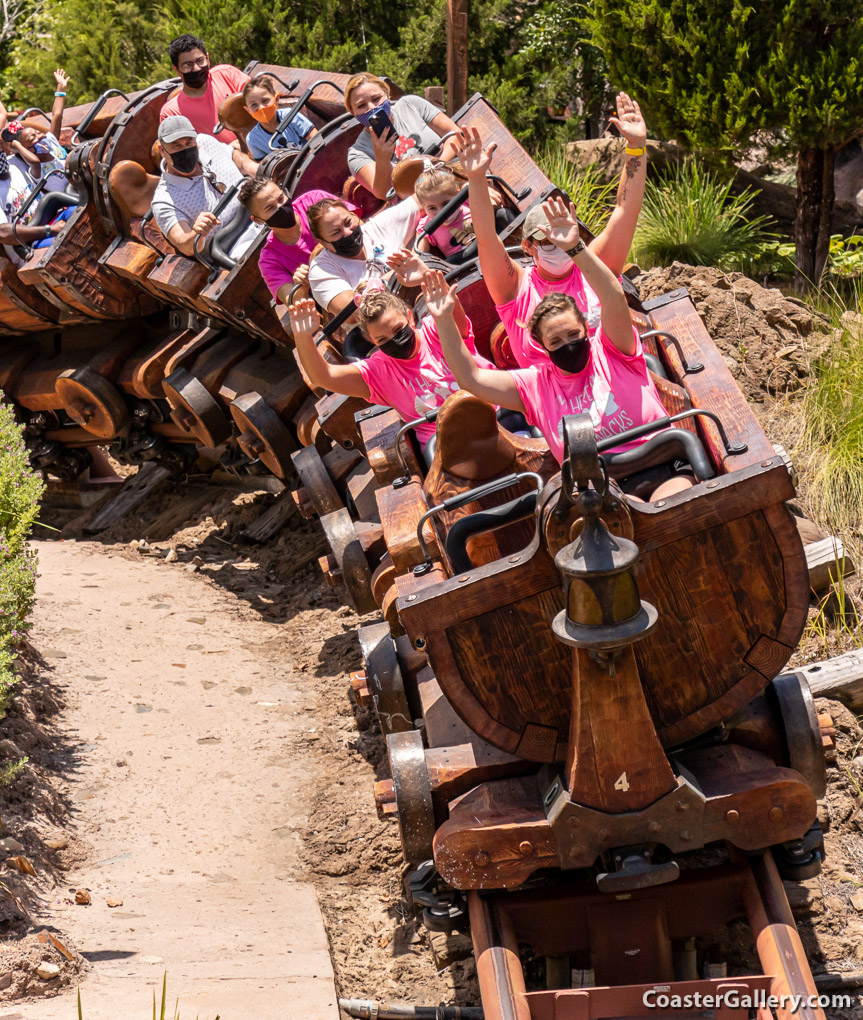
230,391,297,479
163,368,233,447
55,367,130,439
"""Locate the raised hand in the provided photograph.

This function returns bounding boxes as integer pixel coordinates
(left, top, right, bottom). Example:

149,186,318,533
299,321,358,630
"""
287,297,321,336
539,195,582,250
53,68,70,91
421,269,457,319
454,126,496,179
609,92,646,149
387,247,430,287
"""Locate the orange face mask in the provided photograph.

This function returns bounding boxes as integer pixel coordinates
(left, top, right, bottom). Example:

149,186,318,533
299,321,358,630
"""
249,100,278,123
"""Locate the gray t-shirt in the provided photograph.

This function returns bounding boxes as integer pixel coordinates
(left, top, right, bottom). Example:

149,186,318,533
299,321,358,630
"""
347,94,443,178
151,133,260,257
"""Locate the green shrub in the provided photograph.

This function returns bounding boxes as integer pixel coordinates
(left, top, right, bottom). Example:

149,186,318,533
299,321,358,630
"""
631,159,774,272
797,280,863,535
535,143,616,235
0,400,44,714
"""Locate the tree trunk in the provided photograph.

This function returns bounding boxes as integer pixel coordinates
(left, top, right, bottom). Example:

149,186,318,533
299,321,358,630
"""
794,145,823,292
814,145,836,286
446,0,469,116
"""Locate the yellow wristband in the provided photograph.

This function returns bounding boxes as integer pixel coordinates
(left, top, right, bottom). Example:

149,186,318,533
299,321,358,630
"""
625,146,646,157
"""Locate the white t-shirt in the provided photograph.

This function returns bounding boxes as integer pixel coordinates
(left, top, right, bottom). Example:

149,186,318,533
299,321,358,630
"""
0,163,35,265
151,132,260,257
308,197,421,310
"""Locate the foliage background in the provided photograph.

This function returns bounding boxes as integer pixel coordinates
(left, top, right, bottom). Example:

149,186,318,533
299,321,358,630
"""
2,0,610,147
0,401,43,714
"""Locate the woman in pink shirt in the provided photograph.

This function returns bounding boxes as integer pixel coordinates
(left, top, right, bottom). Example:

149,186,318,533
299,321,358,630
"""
454,95,648,368
427,197,693,501
287,287,491,456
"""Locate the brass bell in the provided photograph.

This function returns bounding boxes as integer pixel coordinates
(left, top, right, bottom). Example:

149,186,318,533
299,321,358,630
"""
551,489,657,652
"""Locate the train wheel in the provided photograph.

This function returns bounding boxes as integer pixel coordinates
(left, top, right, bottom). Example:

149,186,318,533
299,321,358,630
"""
163,368,232,447
55,368,130,439
387,729,435,865
318,508,376,615
230,392,296,479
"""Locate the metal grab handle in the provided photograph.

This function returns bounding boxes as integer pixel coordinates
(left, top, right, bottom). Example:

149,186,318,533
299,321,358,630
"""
417,184,469,240
268,79,345,151
71,88,129,144
20,107,50,121
316,297,357,340
595,408,748,457
446,490,538,574
267,74,302,95
603,425,716,483
413,471,544,575
639,329,704,374
191,179,241,265
392,409,440,487
423,129,460,156
486,172,531,205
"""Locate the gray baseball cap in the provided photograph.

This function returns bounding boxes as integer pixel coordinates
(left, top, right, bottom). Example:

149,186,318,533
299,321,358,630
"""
522,203,551,241
158,115,197,145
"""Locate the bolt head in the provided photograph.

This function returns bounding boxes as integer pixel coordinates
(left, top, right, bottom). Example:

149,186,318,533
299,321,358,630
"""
475,850,490,867
726,809,740,823
768,806,783,822
518,840,533,857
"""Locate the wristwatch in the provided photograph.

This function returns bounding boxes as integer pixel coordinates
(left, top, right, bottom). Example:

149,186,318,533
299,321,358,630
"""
565,239,586,258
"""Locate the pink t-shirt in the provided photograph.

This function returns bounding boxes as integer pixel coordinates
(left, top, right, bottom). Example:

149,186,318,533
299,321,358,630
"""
495,263,601,368
355,314,491,443
417,204,474,257
160,65,250,143
509,325,668,463
258,190,360,301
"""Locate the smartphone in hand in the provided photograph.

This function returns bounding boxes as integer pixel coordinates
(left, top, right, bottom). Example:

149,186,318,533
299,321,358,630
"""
368,110,396,139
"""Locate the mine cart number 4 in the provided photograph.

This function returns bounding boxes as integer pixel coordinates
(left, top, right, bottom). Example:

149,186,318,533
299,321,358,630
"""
614,772,630,792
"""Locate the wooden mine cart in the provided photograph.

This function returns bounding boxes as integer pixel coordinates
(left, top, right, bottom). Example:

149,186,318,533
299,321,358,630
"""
348,287,828,1020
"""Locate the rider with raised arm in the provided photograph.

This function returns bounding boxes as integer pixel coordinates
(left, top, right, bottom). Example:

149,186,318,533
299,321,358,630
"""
455,93,648,368
286,286,489,456
426,197,693,501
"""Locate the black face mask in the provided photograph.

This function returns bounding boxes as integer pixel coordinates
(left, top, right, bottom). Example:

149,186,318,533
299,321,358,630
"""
170,145,199,174
549,338,590,375
330,223,364,257
378,323,417,360
266,202,296,229
181,65,210,89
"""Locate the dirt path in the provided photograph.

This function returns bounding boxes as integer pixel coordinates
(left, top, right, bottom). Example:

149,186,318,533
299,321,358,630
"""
13,538,338,1020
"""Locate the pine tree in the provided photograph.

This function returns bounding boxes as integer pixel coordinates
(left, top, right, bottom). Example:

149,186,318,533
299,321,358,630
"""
591,0,863,288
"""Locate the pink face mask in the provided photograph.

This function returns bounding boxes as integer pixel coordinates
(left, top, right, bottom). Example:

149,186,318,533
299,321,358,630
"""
533,243,572,273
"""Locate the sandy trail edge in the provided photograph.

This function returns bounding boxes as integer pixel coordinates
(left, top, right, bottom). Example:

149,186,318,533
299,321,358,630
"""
11,539,338,1020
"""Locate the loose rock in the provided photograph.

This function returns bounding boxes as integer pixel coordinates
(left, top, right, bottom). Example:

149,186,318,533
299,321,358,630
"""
36,961,60,980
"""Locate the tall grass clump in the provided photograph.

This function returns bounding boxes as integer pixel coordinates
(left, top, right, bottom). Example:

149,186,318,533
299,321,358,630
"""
536,143,616,235
631,160,773,271
797,280,863,537
0,400,43,716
